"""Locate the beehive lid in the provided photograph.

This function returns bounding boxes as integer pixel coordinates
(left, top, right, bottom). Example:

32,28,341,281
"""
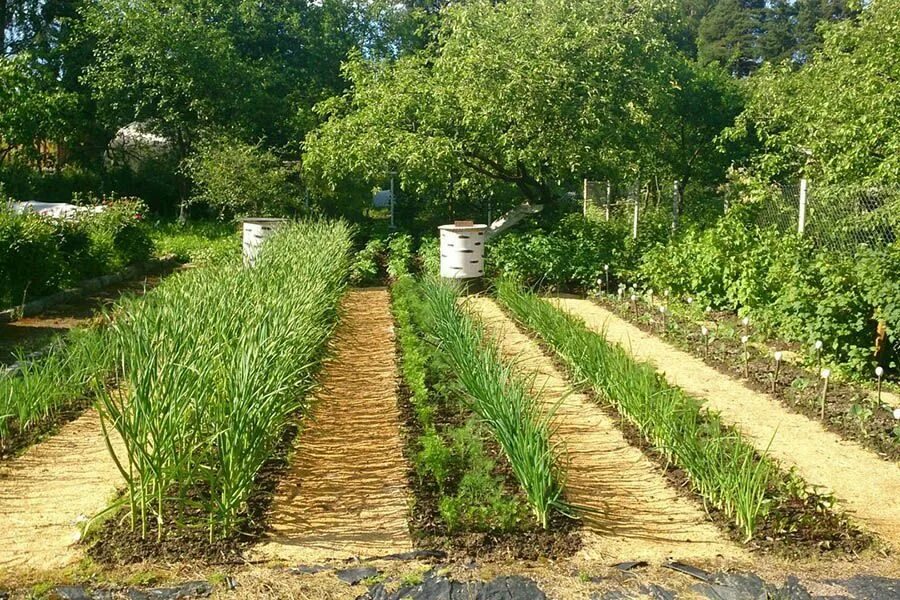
439,222,488,231
242,218,288,225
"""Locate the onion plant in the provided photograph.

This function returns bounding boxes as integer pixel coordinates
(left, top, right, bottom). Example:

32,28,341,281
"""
95,221,352,541
497,279,773,541
418,279,567,528
0,325,115,449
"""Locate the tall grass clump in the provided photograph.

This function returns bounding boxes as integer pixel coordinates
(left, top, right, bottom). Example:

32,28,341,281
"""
0,325,115,451
96,221,352,541
417,279,566,528
497,279,772,541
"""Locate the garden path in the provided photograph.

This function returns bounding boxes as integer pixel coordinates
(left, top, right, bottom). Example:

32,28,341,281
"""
0,409,125,576
465,296,746,565
554,298,900,548
254,288,412,564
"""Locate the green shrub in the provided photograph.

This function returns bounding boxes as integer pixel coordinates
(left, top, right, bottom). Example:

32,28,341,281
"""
418,237,440,277
0,208,66,305
350,238,386,285
186,135,302,218
487,213,663,291
0,198,154,307
83,198,154,271
387,234,414,279
638,204,899,375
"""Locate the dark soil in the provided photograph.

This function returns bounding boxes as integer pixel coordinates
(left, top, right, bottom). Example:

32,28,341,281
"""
505,302,875,559
0,261,181,365
87,411,307,566
596,296,900,462
394,335,581,562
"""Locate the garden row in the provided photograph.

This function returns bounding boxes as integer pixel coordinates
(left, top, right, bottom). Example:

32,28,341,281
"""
595,290,900,459
492,281,870,552
1,222,352,551
391,273,576,556
486,205,899,381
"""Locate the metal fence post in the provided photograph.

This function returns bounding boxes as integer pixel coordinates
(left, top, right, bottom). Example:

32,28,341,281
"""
798,178,808,235
583,178,588,217
605,180,611,221
632,196,639,240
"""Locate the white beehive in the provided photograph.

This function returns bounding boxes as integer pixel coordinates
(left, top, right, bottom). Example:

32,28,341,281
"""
439,222,488,279
242,218,287,266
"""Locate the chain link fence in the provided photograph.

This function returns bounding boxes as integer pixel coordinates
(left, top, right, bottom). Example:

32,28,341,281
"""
752,180,898,254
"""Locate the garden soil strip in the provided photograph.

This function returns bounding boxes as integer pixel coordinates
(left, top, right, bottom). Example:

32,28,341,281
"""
0,264,179,365
554,298,900,547
0,409,124,575
255,289,412,564
465,297,746,564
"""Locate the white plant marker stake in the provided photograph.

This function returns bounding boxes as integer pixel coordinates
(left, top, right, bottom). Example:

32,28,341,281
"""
820,368,832,420
604,264,610,292
773,351,783,393
814,339,823,370
876,366,884,403
702,325,710,358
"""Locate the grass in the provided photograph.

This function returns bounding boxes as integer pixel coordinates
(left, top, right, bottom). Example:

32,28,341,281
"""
149,220,239,264
95,221,352,541
417,278,567,528
497,279,773,540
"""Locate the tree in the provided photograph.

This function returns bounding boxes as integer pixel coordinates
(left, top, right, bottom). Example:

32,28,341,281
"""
649,60,744,212
185,134,302,218
733,0,900,185
304,0,680,207
697,0,765,76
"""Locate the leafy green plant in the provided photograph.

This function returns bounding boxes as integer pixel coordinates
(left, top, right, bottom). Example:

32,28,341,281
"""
417,237,440,278
386,234,414,280
418,278,567,528
350,238,386,285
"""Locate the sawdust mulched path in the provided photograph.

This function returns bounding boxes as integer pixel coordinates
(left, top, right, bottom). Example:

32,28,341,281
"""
255,288,412,564
554,297,900,549
465,296,746,565
0,409,125,575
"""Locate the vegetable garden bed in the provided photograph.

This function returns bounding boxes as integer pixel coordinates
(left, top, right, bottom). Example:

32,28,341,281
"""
82,222,353,561
594,294,900,461
391,275,579,559
496,281,874,557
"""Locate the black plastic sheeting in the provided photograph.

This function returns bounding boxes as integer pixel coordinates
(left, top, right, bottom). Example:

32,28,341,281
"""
358,574,547,600
15,565,900,600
